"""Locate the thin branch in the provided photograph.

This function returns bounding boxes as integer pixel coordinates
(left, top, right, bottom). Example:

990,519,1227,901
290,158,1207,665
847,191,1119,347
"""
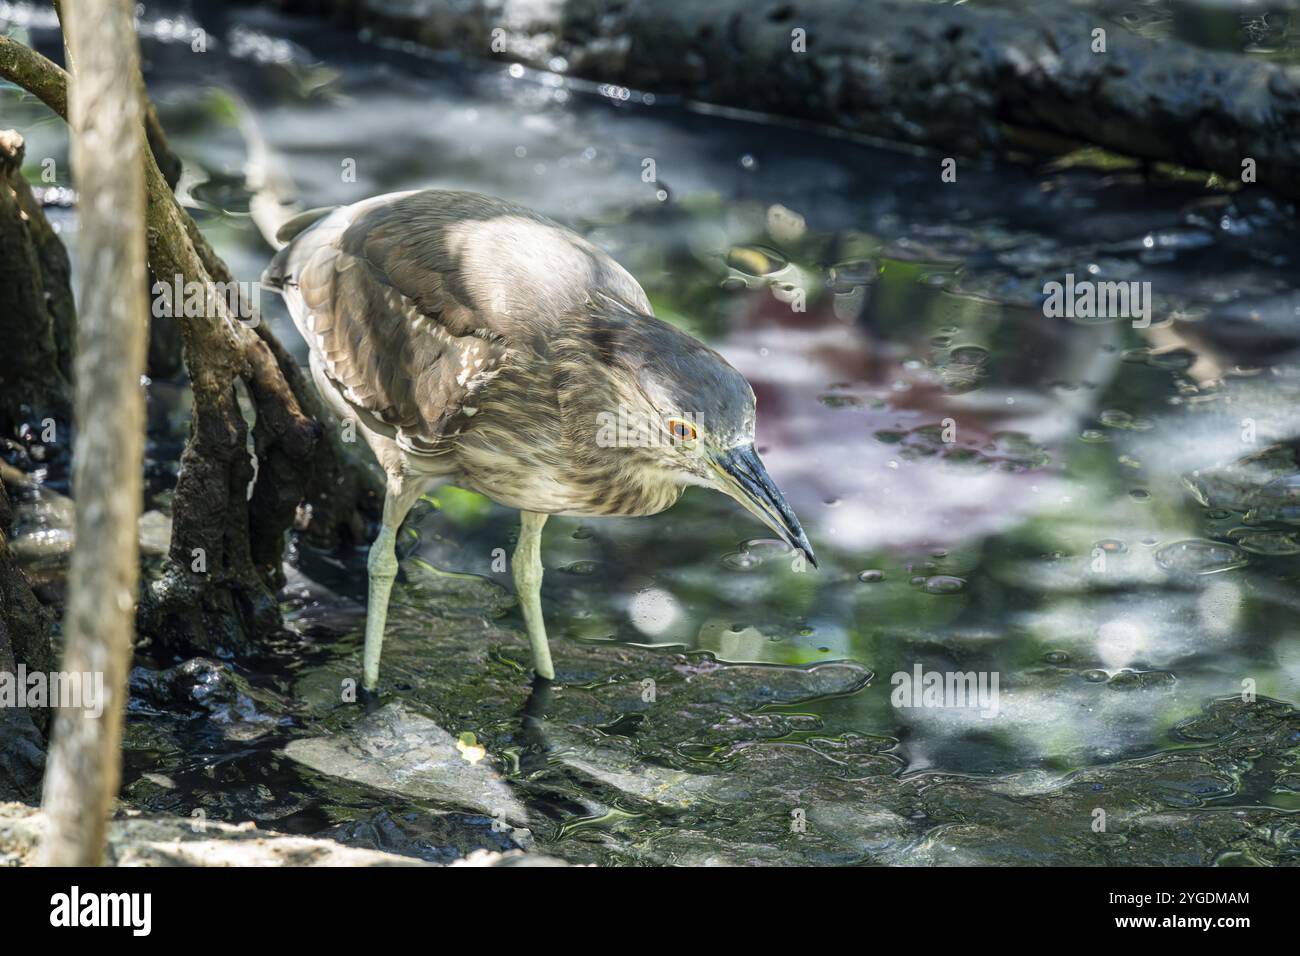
0,34,67,117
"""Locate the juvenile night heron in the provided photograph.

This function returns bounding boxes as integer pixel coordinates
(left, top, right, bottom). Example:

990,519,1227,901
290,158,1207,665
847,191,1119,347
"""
263,189,814,689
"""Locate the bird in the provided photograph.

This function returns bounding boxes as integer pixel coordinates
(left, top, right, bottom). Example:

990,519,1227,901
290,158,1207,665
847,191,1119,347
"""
262,189,815,690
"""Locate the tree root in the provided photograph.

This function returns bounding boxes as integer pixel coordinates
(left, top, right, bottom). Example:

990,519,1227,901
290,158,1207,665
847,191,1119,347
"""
0,34,375,656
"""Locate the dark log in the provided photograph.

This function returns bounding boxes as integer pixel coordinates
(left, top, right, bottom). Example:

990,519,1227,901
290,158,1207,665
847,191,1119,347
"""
273,0,1300,198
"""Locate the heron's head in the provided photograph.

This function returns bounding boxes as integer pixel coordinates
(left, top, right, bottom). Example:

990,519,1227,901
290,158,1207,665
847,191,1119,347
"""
606,313,817,568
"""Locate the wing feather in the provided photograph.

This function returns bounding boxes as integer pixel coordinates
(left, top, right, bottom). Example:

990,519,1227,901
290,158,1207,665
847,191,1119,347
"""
263,189,650,456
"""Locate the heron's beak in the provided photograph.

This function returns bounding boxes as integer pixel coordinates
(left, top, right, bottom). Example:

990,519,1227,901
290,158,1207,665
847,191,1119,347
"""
710,444,817,567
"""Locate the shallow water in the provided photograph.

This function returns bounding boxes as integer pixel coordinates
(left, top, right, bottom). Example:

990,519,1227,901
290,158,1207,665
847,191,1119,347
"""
3,1,1299,864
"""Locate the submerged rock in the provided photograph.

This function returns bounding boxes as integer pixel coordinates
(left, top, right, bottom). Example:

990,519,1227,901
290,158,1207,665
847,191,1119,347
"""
285,702,531,829
1184,444,1300,520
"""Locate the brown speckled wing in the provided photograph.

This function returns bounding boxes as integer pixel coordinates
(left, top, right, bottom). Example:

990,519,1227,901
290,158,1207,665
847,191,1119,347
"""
286,203,511,454
270,190,652,454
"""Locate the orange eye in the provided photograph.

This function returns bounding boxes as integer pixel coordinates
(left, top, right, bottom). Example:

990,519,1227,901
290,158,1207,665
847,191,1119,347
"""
667,418,697,443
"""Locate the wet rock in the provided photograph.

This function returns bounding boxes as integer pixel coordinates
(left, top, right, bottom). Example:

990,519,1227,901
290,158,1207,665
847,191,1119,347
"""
315,807,531,864
1106,669,1177,691
129,657,296,735
284,702,531,829
1184,444,1300,518
6,475,171,564
391,558,517,621
1229,529,1300,556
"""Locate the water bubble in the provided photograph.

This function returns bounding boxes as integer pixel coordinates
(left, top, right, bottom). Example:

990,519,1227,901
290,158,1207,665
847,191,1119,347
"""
923,575,965,594
1044,650,1070,664
1081,669,1109,683
722,551,762,571
1099,409,1133,428
1154,539,1248,575
857,570,884,583
1129,489,1151,501
741,538,790,559
948,346,988,366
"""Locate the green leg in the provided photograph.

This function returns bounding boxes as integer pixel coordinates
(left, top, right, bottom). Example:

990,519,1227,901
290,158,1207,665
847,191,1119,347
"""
363,475,424,691
513,510,554,680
